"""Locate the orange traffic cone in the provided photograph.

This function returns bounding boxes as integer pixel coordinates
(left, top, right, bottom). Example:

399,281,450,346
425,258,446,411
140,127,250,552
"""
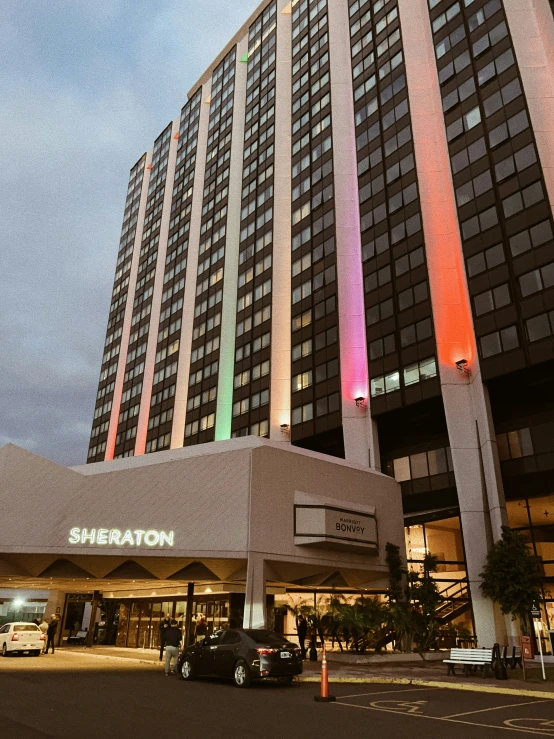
314,643,336,702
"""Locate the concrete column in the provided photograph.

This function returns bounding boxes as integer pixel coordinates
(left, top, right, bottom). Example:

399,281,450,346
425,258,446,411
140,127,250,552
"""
215,37,248,441
135,117,181,455
243,553,267,629
269,0,293,443
105,152,152,461
503,0,554,214
398,0,507,646
171,84,212,449
327,0,380,469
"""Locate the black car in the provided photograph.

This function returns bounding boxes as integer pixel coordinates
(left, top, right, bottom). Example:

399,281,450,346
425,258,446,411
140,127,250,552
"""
177,629,302,687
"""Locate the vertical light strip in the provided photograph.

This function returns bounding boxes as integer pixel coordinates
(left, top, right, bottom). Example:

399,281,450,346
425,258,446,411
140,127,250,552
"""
269,0,293,441
399,0,507,646
134,117,180,456
171,83,212,449
504,0,554,213
215,37,249,441
104,152,152,461
327,0,379,469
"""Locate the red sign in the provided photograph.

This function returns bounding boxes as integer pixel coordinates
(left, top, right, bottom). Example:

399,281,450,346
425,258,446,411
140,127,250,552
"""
522,636,534,660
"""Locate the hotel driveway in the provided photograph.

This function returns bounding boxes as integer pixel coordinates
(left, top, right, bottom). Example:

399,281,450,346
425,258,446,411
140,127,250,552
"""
1,651,553,738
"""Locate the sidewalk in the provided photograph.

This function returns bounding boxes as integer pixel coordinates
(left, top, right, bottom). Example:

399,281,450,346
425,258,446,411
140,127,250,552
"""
63,646,554,698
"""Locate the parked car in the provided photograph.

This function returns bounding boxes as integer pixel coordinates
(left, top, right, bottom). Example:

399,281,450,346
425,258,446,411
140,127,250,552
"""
0,623,44,656
178,629,302,687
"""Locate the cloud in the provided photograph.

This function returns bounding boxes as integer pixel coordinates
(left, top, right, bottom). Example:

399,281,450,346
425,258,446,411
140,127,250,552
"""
0,0,259,466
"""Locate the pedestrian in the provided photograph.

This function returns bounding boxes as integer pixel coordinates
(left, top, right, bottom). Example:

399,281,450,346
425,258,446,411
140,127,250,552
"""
159,613,171,661
163,619,182,676
297,615,308,660
195,615,207,643
39,619,49,653
33,617,41,628
45,615,58,654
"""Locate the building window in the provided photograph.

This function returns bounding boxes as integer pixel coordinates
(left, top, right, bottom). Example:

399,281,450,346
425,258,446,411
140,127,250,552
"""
497,428,533,461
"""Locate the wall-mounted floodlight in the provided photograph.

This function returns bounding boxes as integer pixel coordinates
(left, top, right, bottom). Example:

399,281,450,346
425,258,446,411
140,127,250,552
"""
456,359,471,376
355,397,367,408
280,424,290,433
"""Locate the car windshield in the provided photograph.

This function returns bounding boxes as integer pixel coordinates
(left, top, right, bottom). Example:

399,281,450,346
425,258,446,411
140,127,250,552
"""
14,624,40,632
243,630,287,645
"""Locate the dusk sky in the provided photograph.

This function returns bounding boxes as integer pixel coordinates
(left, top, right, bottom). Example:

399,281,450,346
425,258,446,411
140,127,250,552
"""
1,0,260,466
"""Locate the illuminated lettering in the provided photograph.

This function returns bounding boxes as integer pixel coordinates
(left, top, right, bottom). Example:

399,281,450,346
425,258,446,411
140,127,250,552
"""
109,529,121,545
68,528,81,544
96,529,109,545
68,528,175,547
144,530,160,546
133,530,146,546
81,528,96,544
119,529,134,546
159,531,174,547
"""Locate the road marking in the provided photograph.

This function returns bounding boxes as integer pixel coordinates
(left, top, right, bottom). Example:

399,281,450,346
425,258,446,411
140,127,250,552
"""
338,686,435,700
334,698,554,737
444,699,553,719
505,719,554,734
369,699,427,713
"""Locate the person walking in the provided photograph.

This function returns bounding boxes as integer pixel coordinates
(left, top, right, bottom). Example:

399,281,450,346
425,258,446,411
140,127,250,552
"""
159,613,171,661
163,619,182,676
45,615,58,654
297,615,308,660
39,619,49,653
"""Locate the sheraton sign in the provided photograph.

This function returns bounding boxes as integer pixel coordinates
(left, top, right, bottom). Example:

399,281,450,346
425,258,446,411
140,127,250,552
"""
68,528,174,548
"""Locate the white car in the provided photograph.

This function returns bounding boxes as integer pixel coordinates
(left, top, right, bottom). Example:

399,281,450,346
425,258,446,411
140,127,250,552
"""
0,623,44,656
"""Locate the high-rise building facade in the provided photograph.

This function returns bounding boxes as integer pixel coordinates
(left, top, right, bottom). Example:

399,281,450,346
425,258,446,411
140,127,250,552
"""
88,0,554,645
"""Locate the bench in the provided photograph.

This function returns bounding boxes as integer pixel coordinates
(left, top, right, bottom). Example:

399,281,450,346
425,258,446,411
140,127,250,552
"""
66,630,88,645
444,648,494,677
501,646,522,669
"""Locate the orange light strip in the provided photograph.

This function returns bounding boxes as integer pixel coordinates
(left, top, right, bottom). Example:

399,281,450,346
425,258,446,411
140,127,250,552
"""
398,0,476,371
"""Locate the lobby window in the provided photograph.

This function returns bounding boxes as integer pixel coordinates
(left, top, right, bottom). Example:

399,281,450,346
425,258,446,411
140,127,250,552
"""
496,428,533,461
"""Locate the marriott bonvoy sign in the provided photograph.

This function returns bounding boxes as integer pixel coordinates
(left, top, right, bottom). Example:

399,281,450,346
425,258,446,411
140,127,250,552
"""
294,504,378,553
68,528,174,548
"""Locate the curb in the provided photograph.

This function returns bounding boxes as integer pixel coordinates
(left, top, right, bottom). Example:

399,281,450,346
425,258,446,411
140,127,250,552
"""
62,651,554,699
298,675,554,699
62,650,159,667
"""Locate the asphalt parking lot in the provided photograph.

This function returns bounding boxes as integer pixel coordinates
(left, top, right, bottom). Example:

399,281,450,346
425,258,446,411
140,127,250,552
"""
0,651,553,738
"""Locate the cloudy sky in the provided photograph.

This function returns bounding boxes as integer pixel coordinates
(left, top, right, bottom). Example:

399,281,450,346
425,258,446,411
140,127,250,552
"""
1,0,259,466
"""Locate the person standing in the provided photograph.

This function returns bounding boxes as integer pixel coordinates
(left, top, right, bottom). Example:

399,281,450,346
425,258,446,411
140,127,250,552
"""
195,615,207,643
159,613,171,661
39,619,49,653
297,615,308,660
45,615,58,654
163,619,182,676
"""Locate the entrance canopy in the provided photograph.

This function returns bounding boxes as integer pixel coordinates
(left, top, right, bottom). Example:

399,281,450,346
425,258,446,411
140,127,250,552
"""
0,438,404,616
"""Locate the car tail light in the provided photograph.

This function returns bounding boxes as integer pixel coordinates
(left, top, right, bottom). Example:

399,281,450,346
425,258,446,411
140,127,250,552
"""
256,648,278,655
40,634,45,641
11,633,19,642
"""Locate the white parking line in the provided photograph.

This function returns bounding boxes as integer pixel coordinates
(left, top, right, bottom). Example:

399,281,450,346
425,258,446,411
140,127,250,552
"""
334,698,554,737
443,699,553,719
338,686,436,700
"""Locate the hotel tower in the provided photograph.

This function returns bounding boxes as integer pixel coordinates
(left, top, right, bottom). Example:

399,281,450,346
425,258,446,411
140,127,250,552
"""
88,0,554,644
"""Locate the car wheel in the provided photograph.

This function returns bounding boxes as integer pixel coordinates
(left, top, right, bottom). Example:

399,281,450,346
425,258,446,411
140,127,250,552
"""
180,658,194,681
2,643,8,657
278,675,294,684
233,660,252,688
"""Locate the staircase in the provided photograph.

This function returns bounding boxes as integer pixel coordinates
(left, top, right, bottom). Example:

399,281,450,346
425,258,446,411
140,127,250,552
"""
436,581,470,624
